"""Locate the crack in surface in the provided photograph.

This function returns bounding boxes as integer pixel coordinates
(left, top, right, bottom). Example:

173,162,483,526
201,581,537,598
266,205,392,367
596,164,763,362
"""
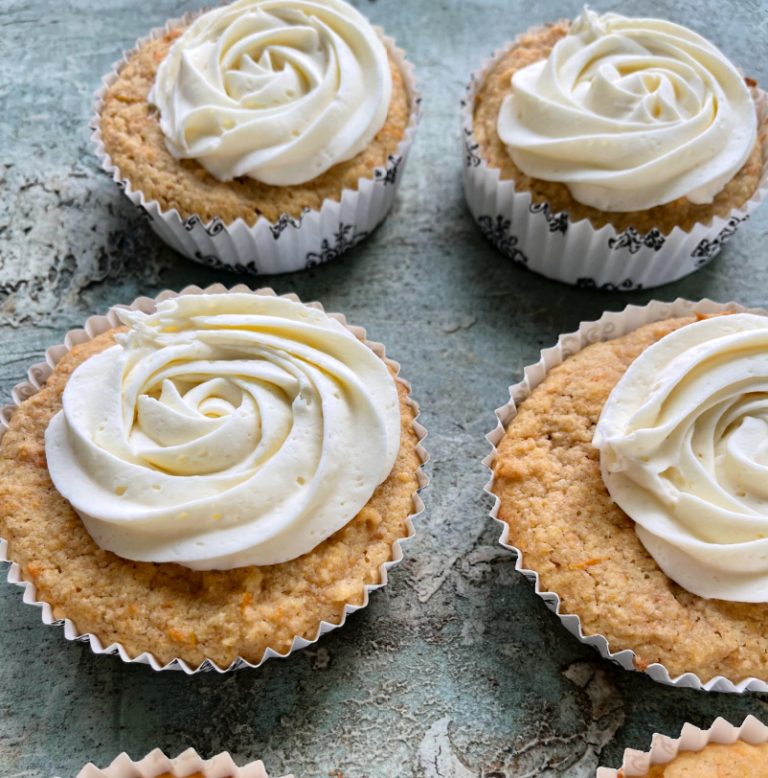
0,167,175,329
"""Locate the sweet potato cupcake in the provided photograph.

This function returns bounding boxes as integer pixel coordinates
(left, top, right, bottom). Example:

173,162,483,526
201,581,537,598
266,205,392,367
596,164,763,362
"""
463,9,768,289
486,299,768,692
0,285,427,672
597,716,768,777
93,0,420,273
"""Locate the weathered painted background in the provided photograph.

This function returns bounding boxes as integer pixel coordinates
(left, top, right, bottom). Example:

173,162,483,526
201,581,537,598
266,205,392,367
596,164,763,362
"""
2,0,768,775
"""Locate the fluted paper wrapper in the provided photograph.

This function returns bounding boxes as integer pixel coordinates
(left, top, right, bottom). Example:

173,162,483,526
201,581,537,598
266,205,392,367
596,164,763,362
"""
462,37,768,290
91,14,421,274
73,748,290,778
484,298,768,693
597,715,768,777
0,284,428,674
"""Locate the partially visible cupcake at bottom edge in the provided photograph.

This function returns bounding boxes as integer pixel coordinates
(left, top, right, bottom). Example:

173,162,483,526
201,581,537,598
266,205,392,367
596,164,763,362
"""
74,748,290,778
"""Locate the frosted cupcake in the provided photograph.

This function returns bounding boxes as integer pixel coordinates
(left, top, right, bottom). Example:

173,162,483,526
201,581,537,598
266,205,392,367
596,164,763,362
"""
76,748,287,778
0,287,426,671
487,299,768,691
94,0,419,273
597,716,768,777
463,9,768,289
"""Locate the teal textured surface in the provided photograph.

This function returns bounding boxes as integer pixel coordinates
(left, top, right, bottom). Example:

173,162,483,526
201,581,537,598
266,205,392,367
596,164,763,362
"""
1,0,768,775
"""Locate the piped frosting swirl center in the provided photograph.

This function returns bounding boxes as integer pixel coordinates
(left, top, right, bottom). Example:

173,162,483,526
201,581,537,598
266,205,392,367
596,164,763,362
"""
497,8,757,211
150,0,393,185
594,313,768,601
45,294,401,570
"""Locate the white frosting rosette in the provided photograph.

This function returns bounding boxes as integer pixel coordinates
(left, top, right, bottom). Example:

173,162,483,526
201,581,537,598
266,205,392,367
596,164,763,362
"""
485,298,768,692
462,9,768,289
150,0,392,186
497,9,756,212
45,293,401,570
92,2,420,273
0,285,428,673
595,313,768,602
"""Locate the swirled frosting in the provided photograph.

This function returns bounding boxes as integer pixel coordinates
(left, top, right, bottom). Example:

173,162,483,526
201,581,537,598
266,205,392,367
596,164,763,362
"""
497,8,757,211
149,0,392,185
44,294,401,570
594,313,768,601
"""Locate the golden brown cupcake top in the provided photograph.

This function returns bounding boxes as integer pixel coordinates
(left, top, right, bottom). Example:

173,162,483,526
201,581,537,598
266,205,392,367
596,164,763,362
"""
619,740,768,776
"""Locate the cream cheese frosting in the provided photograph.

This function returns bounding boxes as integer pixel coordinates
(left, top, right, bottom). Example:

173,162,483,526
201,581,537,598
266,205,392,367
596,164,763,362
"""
594,313,768,602
44,294,401,570
149,0,392,185
497,8,757,212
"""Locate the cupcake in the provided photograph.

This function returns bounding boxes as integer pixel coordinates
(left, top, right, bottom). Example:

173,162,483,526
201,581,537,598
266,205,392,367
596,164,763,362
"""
597,715,768,777
76,748,286,778
0,285,427,672
93,0,420,273
463,9,768,289
486,298,768,691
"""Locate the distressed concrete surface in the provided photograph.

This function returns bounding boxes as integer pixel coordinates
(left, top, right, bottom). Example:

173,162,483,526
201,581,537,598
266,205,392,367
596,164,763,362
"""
2,0,768,775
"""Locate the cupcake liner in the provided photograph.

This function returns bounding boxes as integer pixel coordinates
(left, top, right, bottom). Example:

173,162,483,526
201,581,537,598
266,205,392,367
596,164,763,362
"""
484,297,768,693
461,35,768,290
74,747,289,778
0,283,429,674
596,715,768,776
91,13,421,274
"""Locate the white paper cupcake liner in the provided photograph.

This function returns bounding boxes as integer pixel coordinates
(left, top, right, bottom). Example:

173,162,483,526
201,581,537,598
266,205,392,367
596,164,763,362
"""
91,13,421,274
461,34,768,290
484,297,768,693
0,283,429,674
597,715,768,777
73,748,290,778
